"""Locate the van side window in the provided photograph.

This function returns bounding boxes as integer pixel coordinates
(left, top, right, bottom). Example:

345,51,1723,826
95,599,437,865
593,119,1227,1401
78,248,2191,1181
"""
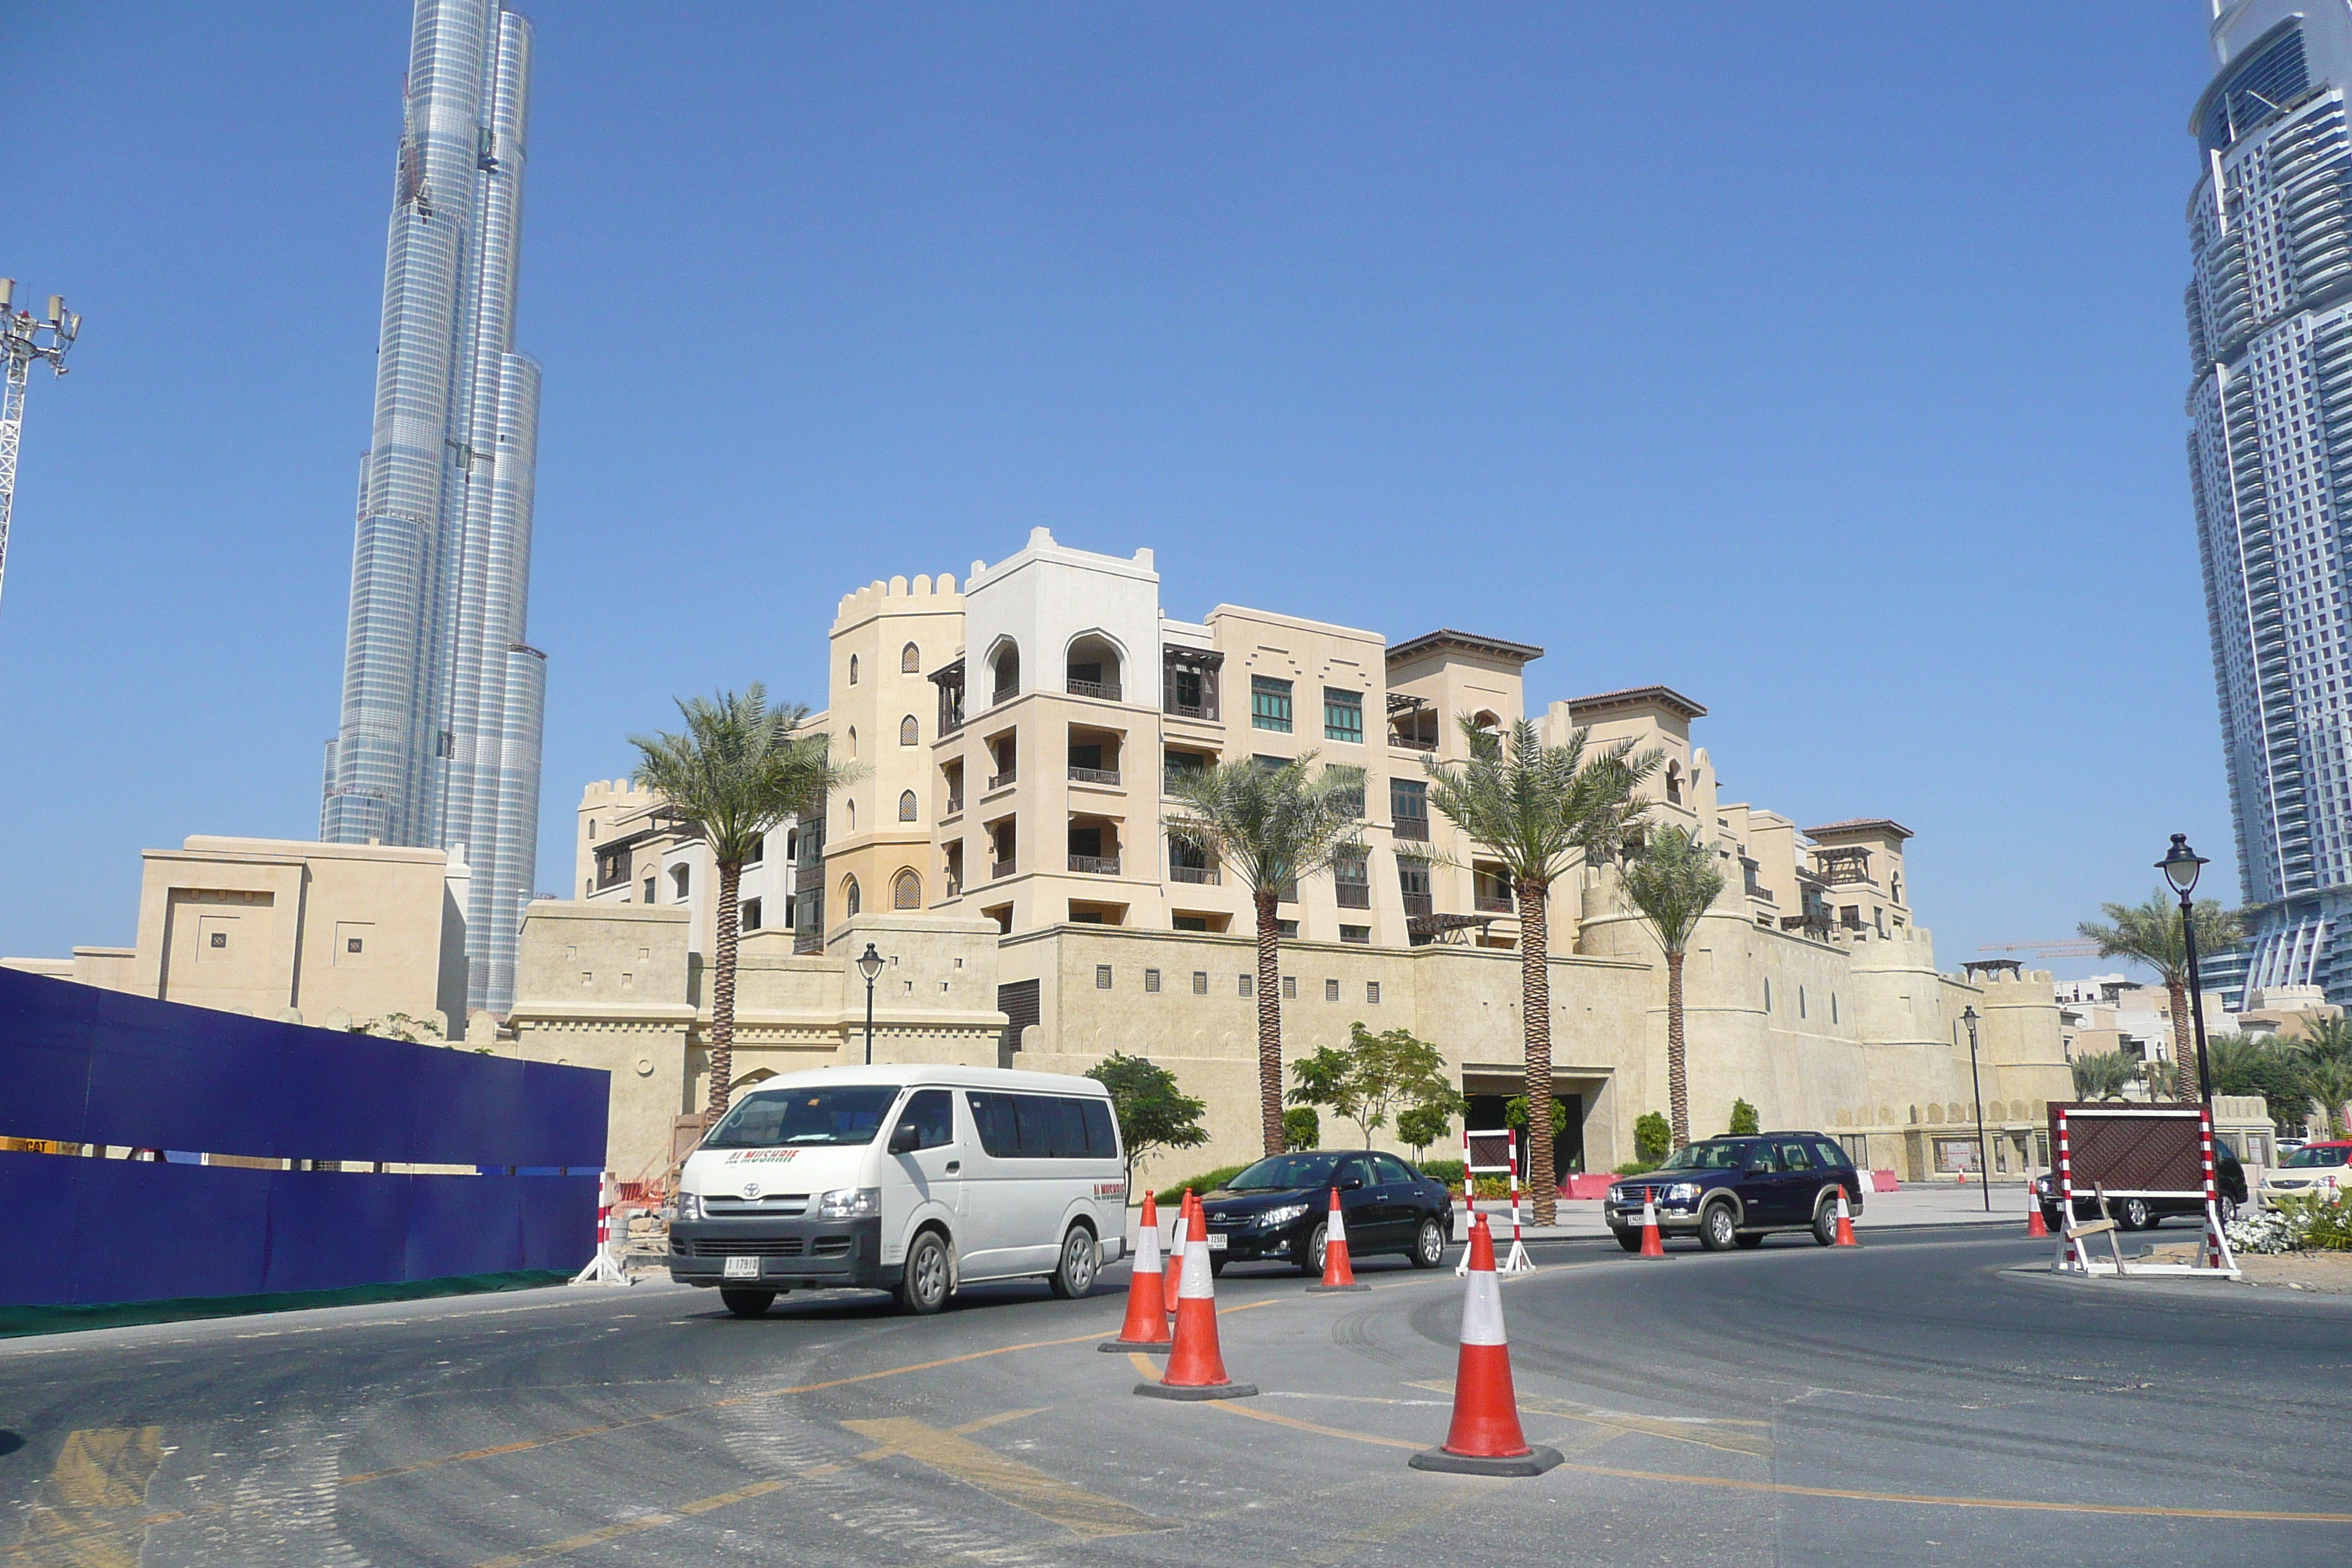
897,1089,954,1151
966,1092,1019,1158
1080,1099,1118,1159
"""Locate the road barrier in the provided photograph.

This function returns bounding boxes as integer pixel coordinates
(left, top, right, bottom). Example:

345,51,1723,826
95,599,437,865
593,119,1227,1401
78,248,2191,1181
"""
1409,1214,1561,1477
1135,1191,1256,1401
1103,1191,1173,1352
569,1170,633,1287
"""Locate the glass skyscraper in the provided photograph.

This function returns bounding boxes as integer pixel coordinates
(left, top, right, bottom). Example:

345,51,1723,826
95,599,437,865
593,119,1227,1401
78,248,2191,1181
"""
321,0,546,1014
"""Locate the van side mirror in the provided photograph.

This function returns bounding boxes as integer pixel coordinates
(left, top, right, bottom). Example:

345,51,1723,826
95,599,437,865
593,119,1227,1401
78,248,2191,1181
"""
889,1122,921,1155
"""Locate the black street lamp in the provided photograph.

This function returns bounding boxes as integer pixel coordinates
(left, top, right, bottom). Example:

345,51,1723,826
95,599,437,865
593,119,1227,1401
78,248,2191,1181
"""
1960,1004,1990,1212
2159,833,2214,1112
857,943,885,1066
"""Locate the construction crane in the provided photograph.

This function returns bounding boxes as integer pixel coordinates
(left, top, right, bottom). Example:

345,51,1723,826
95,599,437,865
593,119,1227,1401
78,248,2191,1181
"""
1976,938,2104,959
0,280,83,618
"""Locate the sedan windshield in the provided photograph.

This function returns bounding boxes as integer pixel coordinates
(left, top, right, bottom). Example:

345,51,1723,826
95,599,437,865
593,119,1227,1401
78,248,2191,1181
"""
2280,1144,2352,1169
704,1086,902,1150
1655,1139,1750,1172
1225,1153,1342,1191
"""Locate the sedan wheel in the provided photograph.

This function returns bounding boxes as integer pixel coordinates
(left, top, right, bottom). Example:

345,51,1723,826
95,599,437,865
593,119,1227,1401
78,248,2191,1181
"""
2118,1196,2154,1232
1299,1221,1330,1277
2217,1194,2239,1227
1409,1216,1447,1269
1698,1202,1738,1251
1048,1226,1098,1299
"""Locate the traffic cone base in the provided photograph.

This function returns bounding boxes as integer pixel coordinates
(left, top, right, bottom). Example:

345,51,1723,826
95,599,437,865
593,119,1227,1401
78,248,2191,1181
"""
1409,1443,1564,1477
1134,1376,1261,1401
1103,1340,1174,1354
1305,1281,1372,1293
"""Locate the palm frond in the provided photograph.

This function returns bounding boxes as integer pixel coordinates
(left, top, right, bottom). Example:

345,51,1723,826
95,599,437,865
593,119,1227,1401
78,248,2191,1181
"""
628,683,861,867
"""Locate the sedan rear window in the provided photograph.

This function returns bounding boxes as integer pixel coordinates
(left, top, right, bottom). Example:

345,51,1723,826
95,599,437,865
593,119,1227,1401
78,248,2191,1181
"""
705,1086,900,1148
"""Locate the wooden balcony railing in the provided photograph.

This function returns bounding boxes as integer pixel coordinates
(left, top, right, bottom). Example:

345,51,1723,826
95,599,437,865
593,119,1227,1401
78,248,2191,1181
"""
989,858,1015,880
1392,815,1429,842
1066,677,1122,701
1068,853,1121,875
1068,766,1121,787
1402,892,1433,918
1474,893,1513,913
1169,864,1219,885
1336,884,1371,909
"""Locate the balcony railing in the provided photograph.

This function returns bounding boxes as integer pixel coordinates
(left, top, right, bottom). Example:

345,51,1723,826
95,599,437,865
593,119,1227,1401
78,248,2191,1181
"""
1066,677,1122,701
992,685,1018,706
1164,698,1213,720
1336,884,1371,910
1402,892,1433,918
1390,734,1437,752
944,795,964,815
1170,864,1220,885
1392,815,1429,842
1069,853,1121,875
1474,893,1513,913
987,769,1017,791
990,858,1015,880
1068,766,1121,787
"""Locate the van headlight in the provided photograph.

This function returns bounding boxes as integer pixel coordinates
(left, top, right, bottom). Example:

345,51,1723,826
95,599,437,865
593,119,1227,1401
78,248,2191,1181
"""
818,1186,882,1220
674,1193,702,1221
1255,1203,1311,1227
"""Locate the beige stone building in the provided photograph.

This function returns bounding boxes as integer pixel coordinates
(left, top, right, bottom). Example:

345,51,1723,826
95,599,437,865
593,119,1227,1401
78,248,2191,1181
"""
509,530,2074,1192
2,836,473,1034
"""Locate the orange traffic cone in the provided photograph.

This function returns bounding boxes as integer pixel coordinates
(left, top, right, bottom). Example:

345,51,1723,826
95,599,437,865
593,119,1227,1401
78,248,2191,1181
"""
1101,1191,1174,1353
2024,1183,2049,1239
1163,1191,1191,1317
1638,1187,1665,1257
1832,1188,1858,1247
1306,1187,1368,1293
1136,1191,1256,1401
1409,1215,1562,1477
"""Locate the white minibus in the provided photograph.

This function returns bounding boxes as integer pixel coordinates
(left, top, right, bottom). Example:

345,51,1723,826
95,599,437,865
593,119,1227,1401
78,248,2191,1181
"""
668,1064,1126,1316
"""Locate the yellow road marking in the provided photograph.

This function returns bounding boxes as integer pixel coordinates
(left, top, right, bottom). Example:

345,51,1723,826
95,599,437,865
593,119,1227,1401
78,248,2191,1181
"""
1214,1401,2352,1523
949,1407,1044,1436
5,1428,165,1568
1127,1352,1159,1379
840,1417,1175,1539
1406,1380,1773,1458
468,1479,783,1568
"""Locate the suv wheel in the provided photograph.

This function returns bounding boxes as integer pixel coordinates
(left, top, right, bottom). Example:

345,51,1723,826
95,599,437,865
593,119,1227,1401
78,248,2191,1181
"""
1811,1199,1839,1247
1409,1215,1447,1269
1616,1230,1645,1253
2118,1196,2154,1232
1698,1201,1738,1251
897,1230,951,1315
1048,1226,1098,1298
720,1287,775,1318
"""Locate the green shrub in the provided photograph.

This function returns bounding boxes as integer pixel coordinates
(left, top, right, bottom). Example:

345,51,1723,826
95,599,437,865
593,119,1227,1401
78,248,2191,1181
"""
2304,1194,2352,1251
1282,1107,1320,1150
1419,1158,1466,1187
1613,1159,1654,1176
1727,1098,1760,1136
1632,1112,1671,1166
1153,1164,1250,1207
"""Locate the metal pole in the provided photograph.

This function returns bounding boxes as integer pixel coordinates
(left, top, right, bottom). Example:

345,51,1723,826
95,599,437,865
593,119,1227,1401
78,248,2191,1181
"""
1966,1011,1990,1212
2181,886,2213,1112
864,970,877,1066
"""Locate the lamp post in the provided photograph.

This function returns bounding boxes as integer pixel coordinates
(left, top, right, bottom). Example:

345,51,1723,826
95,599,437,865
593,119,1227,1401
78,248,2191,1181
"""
857,943,884,1066
2159,833,2214,1112
1960,1004,1990,1212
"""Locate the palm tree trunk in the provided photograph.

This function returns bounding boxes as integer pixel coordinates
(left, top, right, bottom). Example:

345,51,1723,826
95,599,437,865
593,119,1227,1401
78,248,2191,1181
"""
706,859,741,1127
1518,878,1558,1226
1256,886,1285,1156
1666,948,1689,1149
2166,974,2198,1103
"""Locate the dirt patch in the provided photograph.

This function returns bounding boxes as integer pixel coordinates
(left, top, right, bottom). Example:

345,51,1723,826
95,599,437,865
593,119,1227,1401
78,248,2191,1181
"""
2142,1241,2352,1292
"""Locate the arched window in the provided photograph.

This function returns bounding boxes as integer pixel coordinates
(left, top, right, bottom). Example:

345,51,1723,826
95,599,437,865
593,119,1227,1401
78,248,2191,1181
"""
846,726,858,759
848,654,859,686
845,798,856,831
892,867,922,910
1831,994,1840,1025
1471,709,1501,731
898,789,918,822
841,875,862,917
901,641,921,674
900,715,919,747
1665,761,1683,804
990,640,1020,702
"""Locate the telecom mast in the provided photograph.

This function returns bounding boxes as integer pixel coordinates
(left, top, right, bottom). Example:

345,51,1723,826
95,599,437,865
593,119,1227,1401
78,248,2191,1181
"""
0,280,82,617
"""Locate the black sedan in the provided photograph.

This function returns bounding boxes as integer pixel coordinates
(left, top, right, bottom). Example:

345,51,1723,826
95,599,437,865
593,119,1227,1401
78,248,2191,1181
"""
1197,1150,1452,1275
2033,1149,2245,1231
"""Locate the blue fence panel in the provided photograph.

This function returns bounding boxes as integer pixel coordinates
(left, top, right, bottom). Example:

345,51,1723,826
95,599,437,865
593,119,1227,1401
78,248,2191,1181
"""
60,1159,274,1308
0,971,98,1145
83,990,287,1158
407,1175,527,1280
411,1048,526,1167
273,1028,425,1168
520,1175,600,1271
513,1060,611,1169
262,1170,415,1295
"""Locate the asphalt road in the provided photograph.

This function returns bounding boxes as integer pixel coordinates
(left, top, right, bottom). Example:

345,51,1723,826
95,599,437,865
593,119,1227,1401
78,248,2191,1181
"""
4,1224,2348,1567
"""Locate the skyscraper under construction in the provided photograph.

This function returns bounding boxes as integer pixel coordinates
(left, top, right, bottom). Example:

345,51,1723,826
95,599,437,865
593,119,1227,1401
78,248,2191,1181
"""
321,0,545,1014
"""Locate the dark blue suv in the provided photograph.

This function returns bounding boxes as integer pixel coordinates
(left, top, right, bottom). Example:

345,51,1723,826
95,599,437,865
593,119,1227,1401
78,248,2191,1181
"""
1605,1131,1865,1251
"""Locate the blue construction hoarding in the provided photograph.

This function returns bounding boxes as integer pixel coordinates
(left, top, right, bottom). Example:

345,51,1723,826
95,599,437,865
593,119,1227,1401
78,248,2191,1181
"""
0,966,608,1308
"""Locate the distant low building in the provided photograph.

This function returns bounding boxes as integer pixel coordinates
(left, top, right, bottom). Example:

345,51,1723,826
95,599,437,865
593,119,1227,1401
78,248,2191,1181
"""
2,836,472,1037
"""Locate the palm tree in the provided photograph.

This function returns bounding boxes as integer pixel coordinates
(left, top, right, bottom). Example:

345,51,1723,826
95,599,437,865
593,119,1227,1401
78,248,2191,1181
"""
2070,1052,2134,1101
1619,824,1728,1151
1424,717,1656,1224
1166,753,1366,1156
2077,893,2244,1103
631,685,857,1126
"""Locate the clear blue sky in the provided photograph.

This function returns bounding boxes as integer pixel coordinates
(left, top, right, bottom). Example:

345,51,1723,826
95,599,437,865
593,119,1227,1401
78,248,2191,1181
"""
0,3,2223,982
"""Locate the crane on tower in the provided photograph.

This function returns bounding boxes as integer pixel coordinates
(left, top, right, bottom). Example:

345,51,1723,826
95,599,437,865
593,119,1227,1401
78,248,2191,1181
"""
0,279,83,618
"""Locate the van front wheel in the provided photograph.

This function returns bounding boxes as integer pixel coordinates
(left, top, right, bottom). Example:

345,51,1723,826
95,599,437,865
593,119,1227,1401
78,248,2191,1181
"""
1048,1226,1098,1298
720,1288,775,1318
897,1231,951,1315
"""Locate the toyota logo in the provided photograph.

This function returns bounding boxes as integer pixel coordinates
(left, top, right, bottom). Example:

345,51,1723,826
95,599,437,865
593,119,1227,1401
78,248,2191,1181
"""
743,1182,761,1198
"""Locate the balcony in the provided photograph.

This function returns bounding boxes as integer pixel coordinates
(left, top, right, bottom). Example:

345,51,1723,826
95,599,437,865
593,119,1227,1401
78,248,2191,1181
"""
987,769,1017,791
944,796,964,816
1392,815,1429,843
1165,698,1214,720
1474,893,1513,914
1066,677,1122,702
990,858,1015,880
992,685,1018,707
1389,735,1437,753
1170,864,1220,885
1336,884,1371,910
1069,853,1121,876
1402,892,1433,919
1068,765,1121,788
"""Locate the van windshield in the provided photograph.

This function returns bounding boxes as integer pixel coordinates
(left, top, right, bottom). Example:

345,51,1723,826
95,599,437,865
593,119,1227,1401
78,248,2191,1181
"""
705,1087,902,1149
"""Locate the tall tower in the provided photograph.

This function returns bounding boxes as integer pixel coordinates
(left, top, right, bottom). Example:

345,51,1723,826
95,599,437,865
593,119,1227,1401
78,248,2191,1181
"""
321,0,546,1015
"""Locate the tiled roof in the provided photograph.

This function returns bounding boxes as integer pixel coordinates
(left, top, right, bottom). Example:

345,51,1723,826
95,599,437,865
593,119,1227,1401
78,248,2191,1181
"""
1564,685,1707,721
1804,818,1915,841
1386,628,1545,666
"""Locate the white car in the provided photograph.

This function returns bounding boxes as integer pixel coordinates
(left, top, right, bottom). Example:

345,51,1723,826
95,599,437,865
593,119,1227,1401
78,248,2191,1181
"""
2259,1139,2352,1207
670,1064,1126,1317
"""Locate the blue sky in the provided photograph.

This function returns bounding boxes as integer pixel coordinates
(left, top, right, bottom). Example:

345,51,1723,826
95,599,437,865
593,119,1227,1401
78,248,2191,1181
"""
0,3,2225,982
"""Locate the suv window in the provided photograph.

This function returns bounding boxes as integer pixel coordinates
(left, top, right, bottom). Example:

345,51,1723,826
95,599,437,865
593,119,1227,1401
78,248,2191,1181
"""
1371,1153,1415,1186
895,1089,954,1151
1809,1139,1850,1171
1776,1140,1814,1172
1746,1144,1783,1174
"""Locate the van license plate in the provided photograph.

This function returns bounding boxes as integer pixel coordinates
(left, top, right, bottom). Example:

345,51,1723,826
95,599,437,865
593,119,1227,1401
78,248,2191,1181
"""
723,1256,761,1279
1205,1232,1226,1252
